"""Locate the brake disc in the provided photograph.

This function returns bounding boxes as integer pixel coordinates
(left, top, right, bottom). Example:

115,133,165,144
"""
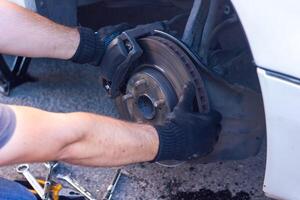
115,36,209,166
116,36,209,124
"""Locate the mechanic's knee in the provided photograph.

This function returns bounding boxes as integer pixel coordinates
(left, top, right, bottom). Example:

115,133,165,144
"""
0,178,37,200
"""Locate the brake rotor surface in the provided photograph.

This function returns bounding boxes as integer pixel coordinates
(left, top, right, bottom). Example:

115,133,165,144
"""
115,36,209,166
116,36,209,122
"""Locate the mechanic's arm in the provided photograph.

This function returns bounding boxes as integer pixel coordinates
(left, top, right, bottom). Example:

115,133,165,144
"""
0,84,221,167
0,0,129,65
0,105,159,167
0,0,79,59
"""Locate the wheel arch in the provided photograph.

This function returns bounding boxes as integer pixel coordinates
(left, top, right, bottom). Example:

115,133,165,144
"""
231,0,300,78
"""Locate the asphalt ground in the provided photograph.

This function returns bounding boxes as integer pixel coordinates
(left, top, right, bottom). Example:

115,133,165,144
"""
0,58,270,200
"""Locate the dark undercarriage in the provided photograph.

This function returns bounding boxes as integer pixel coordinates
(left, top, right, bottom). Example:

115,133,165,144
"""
0,0,265,164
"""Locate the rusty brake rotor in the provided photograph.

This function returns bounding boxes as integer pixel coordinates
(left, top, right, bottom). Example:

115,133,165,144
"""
114,36,210,167
116,36,209,125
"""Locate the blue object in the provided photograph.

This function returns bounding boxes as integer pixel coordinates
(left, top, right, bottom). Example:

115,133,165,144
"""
0,104,16,149
0,178,36,200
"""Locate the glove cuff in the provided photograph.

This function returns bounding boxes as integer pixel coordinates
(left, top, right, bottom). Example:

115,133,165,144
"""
71,27,105,65
153,123,187,162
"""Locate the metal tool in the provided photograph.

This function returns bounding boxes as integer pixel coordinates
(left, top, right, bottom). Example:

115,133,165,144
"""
38,179,84,200
16,164,45,199
57,174,96,200
29,179,61,200
58,187,84,199
44,162,59,200
15,178,85,200
103,169,122,200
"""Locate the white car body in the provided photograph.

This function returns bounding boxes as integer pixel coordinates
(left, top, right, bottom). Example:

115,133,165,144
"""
232,0,300,199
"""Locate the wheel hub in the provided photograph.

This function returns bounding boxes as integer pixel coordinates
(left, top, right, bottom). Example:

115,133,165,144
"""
123,68,178,124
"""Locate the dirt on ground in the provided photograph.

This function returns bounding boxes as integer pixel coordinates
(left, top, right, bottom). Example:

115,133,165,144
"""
168,189,251,200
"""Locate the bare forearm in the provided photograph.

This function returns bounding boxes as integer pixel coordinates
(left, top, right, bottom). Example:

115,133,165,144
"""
0,106,85,165
57,113,159,167
0,106,159,167
0,1,79,59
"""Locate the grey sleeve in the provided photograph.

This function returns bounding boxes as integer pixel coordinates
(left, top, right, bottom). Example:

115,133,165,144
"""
0,104,16,148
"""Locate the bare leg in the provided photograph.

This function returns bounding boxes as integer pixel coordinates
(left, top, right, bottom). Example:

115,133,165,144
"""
0,1,79,59
0,105,159,167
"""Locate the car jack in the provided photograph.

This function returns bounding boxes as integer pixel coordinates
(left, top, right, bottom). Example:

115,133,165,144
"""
0,55,36,96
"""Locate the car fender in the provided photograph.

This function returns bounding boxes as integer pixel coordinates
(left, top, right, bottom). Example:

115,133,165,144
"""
231,0,300,78
232,1,300,199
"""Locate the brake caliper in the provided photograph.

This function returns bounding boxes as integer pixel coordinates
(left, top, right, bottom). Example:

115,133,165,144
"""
99,22,166,98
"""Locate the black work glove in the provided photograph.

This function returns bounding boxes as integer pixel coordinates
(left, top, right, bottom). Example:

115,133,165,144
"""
153,83,222,162
71,23,131,65
96,23,132,49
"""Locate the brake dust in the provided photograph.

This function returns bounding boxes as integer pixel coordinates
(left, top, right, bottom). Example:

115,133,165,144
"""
167,189,251,200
